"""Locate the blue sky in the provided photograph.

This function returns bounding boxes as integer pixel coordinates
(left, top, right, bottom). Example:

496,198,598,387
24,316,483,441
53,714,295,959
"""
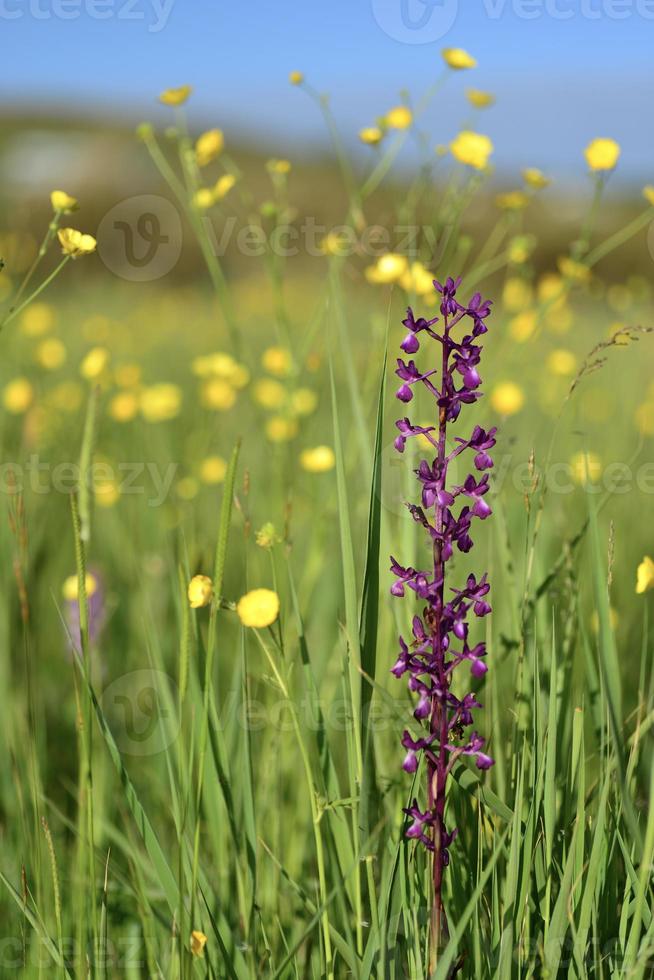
2,0,653,183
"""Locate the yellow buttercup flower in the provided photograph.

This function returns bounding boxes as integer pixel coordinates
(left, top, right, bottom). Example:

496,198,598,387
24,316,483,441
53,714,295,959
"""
385,106,412,130
20,302,55,337
159,85,192,106
320,231,351,256
58,228,97,258
214,174,237,200
291,388,318,416
522,168,550,189
36,337,66,370
365,253,409,285
636,556,654,595
271,159,292,175
547,349,577,376
176,477,199,501
442,47,477,69
557,256,591,283
450,131,493,170
584,137,620,172
502,277,533,312
253,378,286,409
266,417,298,443
95,476,120,508
109,390,139,422
190,930,208,957
643,185,654,206
509,310,537,343
3,377,34,414
236,589,280,628
208,352,238,378
201,378,237,411
495,191,529,211
570,451,601,485
80,347,109,380
401,261,435,296
199,455,227,484
289,70,304,85
188,575,213,609
466,88,494,108
193,188,215,211
195,129,224,166
50,190,78,213
359,126,383,146
262,347,293,377
300,446,336,473
140,384,182,422
490,382,525,416
508,235,536,265
62,572,98,602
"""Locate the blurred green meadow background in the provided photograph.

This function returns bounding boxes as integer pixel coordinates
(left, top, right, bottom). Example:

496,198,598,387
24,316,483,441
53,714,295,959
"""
1,23,654,980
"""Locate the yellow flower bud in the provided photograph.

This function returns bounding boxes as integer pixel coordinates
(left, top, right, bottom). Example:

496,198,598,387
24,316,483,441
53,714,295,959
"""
187,575,213,609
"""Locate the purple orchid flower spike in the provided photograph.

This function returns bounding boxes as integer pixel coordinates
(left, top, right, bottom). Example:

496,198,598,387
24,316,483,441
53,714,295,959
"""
390,276,495,959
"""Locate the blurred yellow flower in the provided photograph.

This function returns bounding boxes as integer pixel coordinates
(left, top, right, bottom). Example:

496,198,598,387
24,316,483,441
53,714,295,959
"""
193,188,215,210
159,85,192,106
20,302,55,337
547,349,577,376
50,381,83,413
365,253,409,285
590,607,619,633
495,191,529,211
140,384,182,422
214,174,237,199
50,190,78,213
195,129,224,166
3,377,34,414
266,417,298,442
509,310,537,342
62,572,97,602
36,337,66,370
300,446,336,473
558,256,591,282
95,476,119,508
450,131,493,170
502,277,533,312
490,382,525,416
401,261,434,296
570,451,601,485
114,362,141,387
643,185,654,206
58,228,97,258
508,235,536,264
291,388,318,416
176,477,199,500
80,347,109,380
636,556,654,594
320,231,350,256
584,137,620,172
188,576,213,609
289,70,304,85
268,159,291,175
359,126,383,145
466,88,494,108
634,400,654,436
236,588,280,628
262,347,293,377
190,930,207,958
254,378,286,409
109,390,139,422
385,106,412,129
201,378,237,411
199,455,227,484
442,47,477,69
522,168,550,189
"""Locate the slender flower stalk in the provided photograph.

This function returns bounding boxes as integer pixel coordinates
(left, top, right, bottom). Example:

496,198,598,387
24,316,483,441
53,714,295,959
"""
390,276,496,964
